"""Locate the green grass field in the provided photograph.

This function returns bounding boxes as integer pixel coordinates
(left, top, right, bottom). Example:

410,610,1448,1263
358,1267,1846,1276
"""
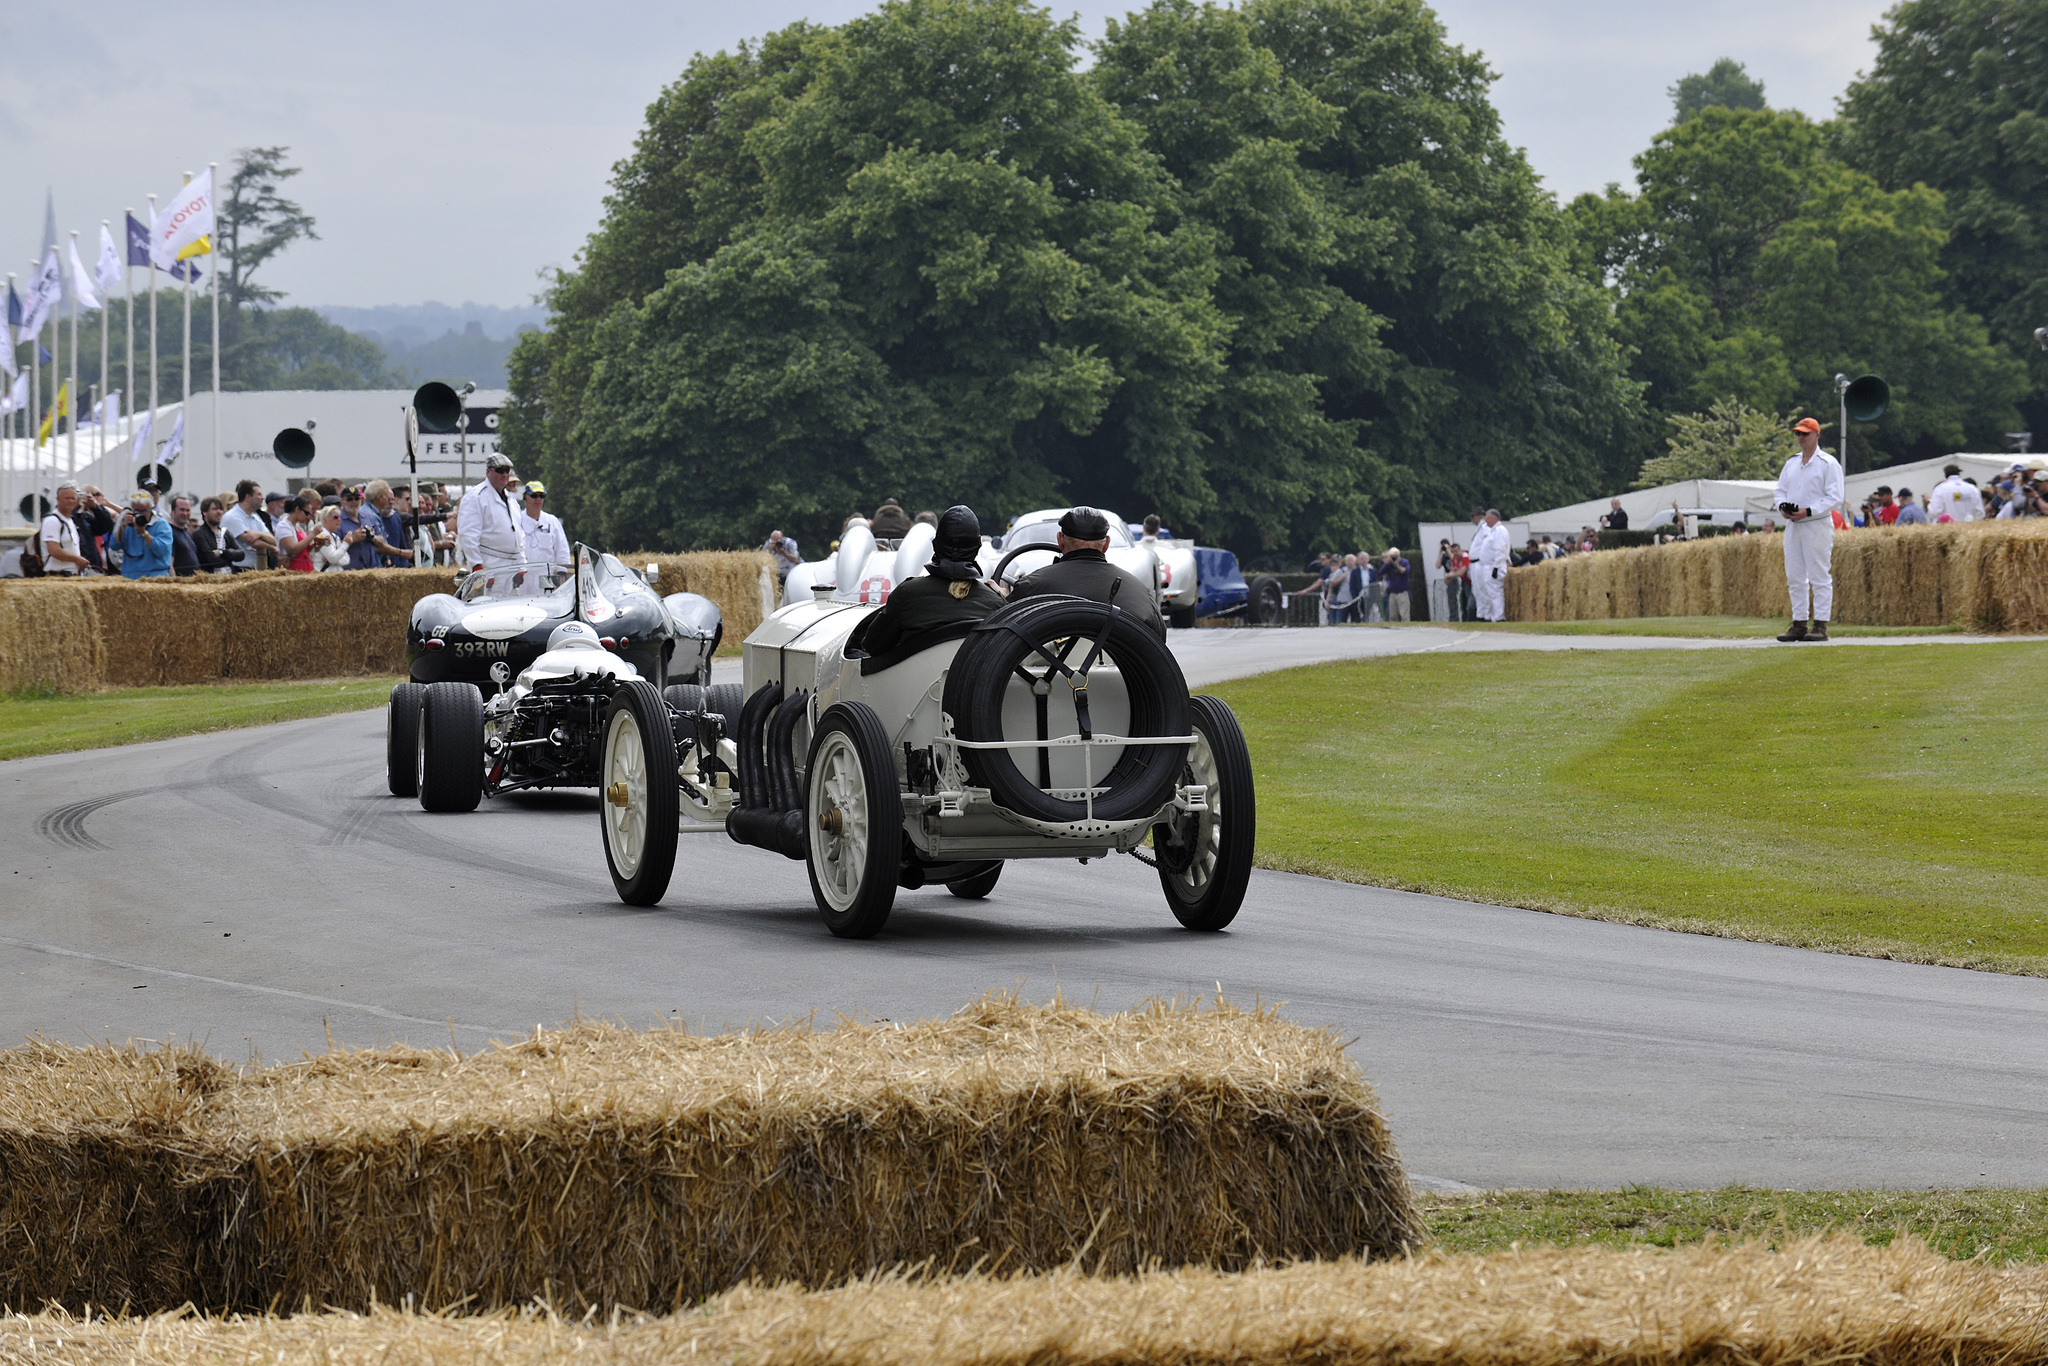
0,678,397,761
1214,642,2048,974
1420,1187,2048,1264
1437,616,1970,638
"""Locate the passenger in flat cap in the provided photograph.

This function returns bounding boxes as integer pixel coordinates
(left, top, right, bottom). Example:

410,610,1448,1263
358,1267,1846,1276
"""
1007,505,1166,641
857,505,1006,657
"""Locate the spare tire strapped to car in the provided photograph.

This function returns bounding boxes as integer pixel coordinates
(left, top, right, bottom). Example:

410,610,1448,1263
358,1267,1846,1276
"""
941,591,1192,826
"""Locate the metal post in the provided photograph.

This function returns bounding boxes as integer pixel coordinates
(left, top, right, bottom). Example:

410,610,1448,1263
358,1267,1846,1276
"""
98,222,111,490
4,271,12,526
67,231,79,476
147,194,158,441
209,161,219,503
29,260,40,502
123,209,133,466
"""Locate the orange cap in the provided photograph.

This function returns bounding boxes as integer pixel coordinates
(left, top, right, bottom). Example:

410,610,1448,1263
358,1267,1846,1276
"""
1792,417,1822,433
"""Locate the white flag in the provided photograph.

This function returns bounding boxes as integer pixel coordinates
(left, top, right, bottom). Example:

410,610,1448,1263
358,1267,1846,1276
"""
20,249,61,337
128,408,155,467
100,392,121,430
68,237,102,310
150,168,215,271
158,409,185,466
0,330,15,379
96,223,124,299
4,371,25,414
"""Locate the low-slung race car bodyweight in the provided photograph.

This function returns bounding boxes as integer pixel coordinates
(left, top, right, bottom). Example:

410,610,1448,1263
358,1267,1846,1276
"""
386,545,727,811
591,534,1256,939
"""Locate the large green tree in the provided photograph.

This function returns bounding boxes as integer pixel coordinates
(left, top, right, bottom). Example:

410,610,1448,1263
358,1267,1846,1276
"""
1837,0,2048,436
1571,107,2024,465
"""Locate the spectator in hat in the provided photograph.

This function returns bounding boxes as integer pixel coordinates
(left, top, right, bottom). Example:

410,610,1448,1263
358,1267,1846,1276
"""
520,480,572,568
1007,505,1166,641
1380,547,1412,620
1893,486,1930,525
114,491,174,579
457,452,529,571
1773,416,1845,642
1929,464,1983,522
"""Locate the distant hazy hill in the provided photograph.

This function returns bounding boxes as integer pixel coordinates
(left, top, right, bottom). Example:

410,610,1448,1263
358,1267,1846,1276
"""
313,303,547,389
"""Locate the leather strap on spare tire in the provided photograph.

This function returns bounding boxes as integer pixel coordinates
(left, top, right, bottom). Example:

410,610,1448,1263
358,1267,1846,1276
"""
942,593,1190,824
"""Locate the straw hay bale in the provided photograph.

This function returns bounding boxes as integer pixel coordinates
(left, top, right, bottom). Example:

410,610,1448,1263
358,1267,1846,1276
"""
617,550,773,641
0,580,103,694
218,568,450,680
80,581,229,687
0,995,1417,1314
9,1236,2045,1366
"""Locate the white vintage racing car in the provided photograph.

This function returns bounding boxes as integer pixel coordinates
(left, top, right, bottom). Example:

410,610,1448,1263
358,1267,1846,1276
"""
590,575,1255,937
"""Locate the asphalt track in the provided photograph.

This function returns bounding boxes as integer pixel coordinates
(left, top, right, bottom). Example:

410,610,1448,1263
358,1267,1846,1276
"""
4,626,2044,1190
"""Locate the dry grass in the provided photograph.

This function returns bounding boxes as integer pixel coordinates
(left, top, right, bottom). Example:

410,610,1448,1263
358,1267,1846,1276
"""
0,553,773,694
0,995,1416,1315
5,1237,2043,1366
1508,522,2048,630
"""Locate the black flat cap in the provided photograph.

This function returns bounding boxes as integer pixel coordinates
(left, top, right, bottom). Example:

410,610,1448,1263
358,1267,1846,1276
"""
1059,505,1110,540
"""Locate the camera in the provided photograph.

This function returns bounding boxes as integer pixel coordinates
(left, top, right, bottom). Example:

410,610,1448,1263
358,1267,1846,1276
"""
1778,502,1799,517
131,505,154,527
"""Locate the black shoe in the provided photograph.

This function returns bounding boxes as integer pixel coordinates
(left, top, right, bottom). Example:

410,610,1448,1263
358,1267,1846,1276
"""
1805,622,1830,641
1775,621,1808,642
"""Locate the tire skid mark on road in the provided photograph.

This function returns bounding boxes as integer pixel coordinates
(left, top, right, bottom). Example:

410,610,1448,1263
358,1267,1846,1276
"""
36,788,165,851
0,932,520,1038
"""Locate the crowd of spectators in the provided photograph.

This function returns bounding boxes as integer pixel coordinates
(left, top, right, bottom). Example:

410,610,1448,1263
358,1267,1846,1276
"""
4,475,479,579
1309,547,1412,624
1851,462,2047,526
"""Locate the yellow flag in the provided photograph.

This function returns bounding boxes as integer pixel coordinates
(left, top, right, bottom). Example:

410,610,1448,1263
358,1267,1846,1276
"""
176,234,211,262
37,381,69,446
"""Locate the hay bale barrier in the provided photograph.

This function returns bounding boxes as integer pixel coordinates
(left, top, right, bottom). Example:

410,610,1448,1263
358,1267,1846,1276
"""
0,996,1418,1314
9,1238,2045,1366
0,551,770,695
1506,522,2048,630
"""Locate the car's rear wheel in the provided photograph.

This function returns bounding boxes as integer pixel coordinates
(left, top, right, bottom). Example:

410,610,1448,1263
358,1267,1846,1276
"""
804,702,901,938
706,683,744,726
416,682,484,813
946,862,1003,900
387,682,424,796
602,680,680,906
1248,575,1284,625
663,683,704,713
1153,695,1254,931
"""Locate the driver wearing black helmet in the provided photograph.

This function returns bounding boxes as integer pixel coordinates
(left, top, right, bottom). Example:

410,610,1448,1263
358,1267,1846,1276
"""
856,504,1005,656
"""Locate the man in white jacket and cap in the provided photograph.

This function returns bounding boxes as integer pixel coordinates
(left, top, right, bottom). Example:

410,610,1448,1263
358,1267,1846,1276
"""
1773,417,1845,641
1928,464,1984,522
1468,509,1511,622
457,453,530,574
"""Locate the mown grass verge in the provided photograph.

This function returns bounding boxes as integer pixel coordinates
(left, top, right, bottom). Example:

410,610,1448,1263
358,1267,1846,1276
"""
0,678,397,761
1421,1187,2048,1264
1213,643,2048,974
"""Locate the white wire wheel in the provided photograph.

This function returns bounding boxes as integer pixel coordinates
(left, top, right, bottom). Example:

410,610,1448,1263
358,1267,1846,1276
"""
602,679,680,906
803,701,902,938
1155,694,1255,931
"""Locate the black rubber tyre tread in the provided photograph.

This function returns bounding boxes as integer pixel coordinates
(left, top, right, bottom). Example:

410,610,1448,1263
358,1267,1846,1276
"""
1158,694,1255,931
416,681,484,813
664,683,706,713
603,679,681,906
1249,576,1284,625
387,682,424,797
804,701,902,939
941,595,1189,825
706,683,745,724
1169,604,1197,630
945,862,1004,900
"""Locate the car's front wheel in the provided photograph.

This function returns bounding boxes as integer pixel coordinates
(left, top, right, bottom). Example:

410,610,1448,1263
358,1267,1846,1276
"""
803,702,902,938
602,680,680,906
387,682,424,796
416,682,484,813
946,862,1003,900
1153,694,1254,931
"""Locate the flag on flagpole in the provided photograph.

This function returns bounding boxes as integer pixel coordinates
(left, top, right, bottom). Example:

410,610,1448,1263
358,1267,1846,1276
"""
68,237,103,310
21,249,61,338
0,282,18,380
38,380,70,446
134,207,202,283
150,169,215,271
96,223,123,299
127,407,154,467
5,372,25,413
158,407,185,465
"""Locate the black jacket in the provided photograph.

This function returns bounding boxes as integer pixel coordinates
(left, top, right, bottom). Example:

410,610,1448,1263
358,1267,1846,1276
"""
75,505,114,572
1009,548,1166,641
859,569,1005,656
170,524,201,576
192,520,237,573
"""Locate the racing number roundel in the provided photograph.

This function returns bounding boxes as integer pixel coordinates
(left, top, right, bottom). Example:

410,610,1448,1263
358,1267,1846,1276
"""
858,575,892,604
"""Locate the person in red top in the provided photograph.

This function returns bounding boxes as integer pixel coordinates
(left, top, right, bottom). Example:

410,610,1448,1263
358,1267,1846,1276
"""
1870,486,1900,524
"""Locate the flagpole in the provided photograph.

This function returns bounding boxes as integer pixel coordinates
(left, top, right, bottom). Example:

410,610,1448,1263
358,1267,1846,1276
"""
123,209,134,467
99,222,112,490
66,232,80,478
147,194,158,447
4,270,13,526
208,161,219,504
29,260,40,500
180,171,193,475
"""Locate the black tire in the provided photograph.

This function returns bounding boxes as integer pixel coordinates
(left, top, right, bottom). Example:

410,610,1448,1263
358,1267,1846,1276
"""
416,681,484,813
1249,575,1284,625
946,863,1003,900
1169,603,1197,630
601,679,681,906
942,595,1190,825
803,701,903,938
387,682,424,797
1153,695,1254,931
664,683,705,713
706,683,744,725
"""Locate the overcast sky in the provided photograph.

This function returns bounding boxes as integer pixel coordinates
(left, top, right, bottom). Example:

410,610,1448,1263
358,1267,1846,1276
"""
1,0,1890,313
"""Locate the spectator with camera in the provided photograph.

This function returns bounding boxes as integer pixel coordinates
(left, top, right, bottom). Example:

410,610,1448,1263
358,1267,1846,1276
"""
762,529,802,582
1381,548,1412,620
114,492,174,579
220,480,279,572
361,480,415,566
274,491,321,572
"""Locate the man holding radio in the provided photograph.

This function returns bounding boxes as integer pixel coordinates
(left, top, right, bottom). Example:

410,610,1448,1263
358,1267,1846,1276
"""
1773,416,1845,642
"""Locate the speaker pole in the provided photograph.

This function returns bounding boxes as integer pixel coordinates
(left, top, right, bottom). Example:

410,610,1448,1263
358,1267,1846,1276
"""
1834,373,1851,508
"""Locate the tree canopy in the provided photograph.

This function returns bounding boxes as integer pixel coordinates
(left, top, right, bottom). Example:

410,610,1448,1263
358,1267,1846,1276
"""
1837,0,2048,437
1635,398,1794,486
505,0,1642,553
1670,58,1767,123
1569,107,2025,467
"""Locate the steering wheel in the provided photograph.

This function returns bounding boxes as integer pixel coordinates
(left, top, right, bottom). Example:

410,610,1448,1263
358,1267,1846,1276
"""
991,541,1057,584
